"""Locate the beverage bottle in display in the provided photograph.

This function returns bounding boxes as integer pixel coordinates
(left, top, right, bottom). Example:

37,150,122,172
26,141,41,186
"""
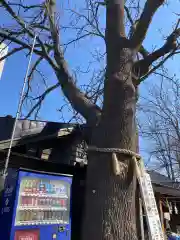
26,210,29,221
26,180,30,193
59,185,66,194
46,181,51,194
52,184,56,194
27,197,30,206
44,211,48,220
47,211,50,220
28,180,33,193
41,180,45,193
21,196,25,206
42,211,44,221
24,180,28,193
22,180,26,192
61,199,66,207
49,181,52,194
44,180,48,193
44,180,47,193
37,211,41,221
32,197,37,207
58,212,62,221
48,181,51,194
36,180,39,194
24,210,27,221
43,198,46,206
53,211,57,221
56,199,59,207
32,211,36,221
49,198,52,206
39,180,43,194
23,196,27,206
39,198,43,206
50,211,52,220
52,199,56,206
42,181,45,194
32,180,37,193
45,198,49,207
19,211,24,221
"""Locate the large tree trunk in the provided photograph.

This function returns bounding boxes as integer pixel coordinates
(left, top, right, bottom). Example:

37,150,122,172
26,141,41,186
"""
81,1,138,239
81,48,138,240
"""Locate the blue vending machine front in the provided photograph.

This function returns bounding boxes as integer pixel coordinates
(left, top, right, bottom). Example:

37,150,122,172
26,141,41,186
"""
5,169,72,240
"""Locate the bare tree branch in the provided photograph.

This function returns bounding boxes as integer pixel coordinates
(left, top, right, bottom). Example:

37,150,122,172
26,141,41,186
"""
106,0,126,41
130,0,165,50
1,0,57,69
1,0,35,38
25,83,60,119
124,5,149,58
139,75,180,179
45,1,101,125
0,45,25,61
133,26,180,82
7,3,41,11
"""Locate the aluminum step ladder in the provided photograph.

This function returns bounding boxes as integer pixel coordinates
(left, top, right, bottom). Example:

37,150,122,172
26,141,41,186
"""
135,158,165,240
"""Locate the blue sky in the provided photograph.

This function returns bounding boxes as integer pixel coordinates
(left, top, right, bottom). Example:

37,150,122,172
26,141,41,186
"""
0,0,179,159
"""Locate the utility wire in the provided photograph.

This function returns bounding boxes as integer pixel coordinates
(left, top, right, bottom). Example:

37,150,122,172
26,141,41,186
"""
3,34,37,177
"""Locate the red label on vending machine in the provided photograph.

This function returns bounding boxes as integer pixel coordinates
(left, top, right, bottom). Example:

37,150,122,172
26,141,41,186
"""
14,229,39,240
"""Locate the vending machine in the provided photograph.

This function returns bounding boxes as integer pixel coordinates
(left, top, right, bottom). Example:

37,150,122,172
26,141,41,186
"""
0,168,72,240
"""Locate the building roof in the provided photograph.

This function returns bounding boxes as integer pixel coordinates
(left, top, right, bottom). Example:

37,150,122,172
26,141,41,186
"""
148,170,175,188
0,116,75,149
148,170,180,196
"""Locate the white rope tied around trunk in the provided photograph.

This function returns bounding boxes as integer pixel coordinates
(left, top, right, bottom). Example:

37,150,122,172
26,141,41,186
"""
88,146,142,176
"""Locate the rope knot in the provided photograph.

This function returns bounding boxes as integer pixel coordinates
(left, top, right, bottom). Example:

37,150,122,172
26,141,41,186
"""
88,146,141,176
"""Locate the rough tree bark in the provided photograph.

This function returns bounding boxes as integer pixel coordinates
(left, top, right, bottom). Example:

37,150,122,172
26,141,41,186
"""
81,3,137,239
